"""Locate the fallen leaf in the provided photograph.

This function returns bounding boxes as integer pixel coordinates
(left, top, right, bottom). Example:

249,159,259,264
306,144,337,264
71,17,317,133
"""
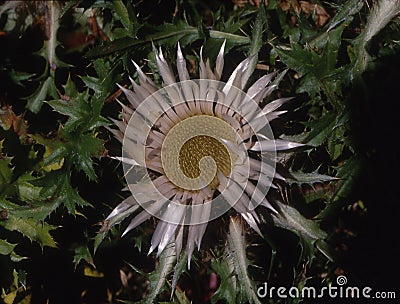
232,0,268,8
0,106,28,137
300,1,330,27
83,266,104,278
278,0,301,13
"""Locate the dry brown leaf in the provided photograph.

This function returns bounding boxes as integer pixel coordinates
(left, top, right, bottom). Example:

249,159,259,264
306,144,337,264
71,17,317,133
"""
249,0,269,7
232,0,249,7
232,0,268,8
120,269,129,287
299,1,330,27
278,0,292,12
0,105,28,137
278,0,301,13
276,0,330,27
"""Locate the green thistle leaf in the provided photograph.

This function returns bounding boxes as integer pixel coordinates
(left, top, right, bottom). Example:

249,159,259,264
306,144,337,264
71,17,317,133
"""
171,251,188,295
145,242,176,304
273,203,327,262
286,170,337,186
0,239,17,256
112,0,134,36
72,134,104,181
242,4,267,84
37,171,91,215
86,19,250,58
73,244,95,268
225,217,261,304
46,97,88,133
211,256,237,304
0,215,57,249
26,76,58,114
316,156,362,220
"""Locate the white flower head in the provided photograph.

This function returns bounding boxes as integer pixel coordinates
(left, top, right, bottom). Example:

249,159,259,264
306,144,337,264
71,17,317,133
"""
107,41,302,265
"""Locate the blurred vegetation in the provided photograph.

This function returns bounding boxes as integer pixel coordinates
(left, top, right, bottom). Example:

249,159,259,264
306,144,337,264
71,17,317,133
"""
0,0,399,303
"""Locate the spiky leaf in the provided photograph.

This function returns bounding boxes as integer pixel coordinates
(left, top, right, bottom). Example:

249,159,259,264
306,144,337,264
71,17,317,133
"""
226,217,261,304
26,76,57,114
171,251,188,294
0,215,57,249
211,256,237,304
73,244,95,268
145,243,176,304
0,239,16,256
286,170,337,186
112,0,134,36
273,203,327,261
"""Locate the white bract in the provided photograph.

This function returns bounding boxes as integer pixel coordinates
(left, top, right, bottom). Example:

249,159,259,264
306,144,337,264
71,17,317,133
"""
106,41,302,265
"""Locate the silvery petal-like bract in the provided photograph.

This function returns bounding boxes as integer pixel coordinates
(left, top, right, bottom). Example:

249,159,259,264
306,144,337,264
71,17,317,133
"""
106,42,302,265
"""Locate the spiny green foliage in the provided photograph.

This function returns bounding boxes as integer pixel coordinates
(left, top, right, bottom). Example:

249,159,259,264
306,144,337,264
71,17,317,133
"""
273,203,327,262
0,81,107,268
86,3,253,58
145,243,176,304
211,254,237,304
25,2,65,114
286,170,337,186
216,218,261,304
0,141,57,253
0,2,110,299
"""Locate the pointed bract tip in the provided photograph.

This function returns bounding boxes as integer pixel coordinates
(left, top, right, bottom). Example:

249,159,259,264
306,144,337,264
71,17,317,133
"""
128,75,136,84
219,39,226,55
131,59,140,70
177,42,184,59
148,245,155,256
115,98,126,109
121,228,130,238
116,83,128,93
187,253,192,270
158,46,164,58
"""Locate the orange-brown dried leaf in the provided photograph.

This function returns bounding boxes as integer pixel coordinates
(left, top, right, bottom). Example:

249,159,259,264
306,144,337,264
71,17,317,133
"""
278,0,291,11
232,0,250,7
105,86,125,104
278,0,301,13
232,0,268,8
0,106,28,137
299,1,330,27
89,14,108,42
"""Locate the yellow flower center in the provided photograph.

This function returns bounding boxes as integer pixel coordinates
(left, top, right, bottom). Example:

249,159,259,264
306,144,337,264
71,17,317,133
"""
161,114,238,191
179,135,231,189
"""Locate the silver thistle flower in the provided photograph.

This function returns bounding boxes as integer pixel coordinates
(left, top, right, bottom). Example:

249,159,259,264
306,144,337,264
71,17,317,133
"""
105,41,302,265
